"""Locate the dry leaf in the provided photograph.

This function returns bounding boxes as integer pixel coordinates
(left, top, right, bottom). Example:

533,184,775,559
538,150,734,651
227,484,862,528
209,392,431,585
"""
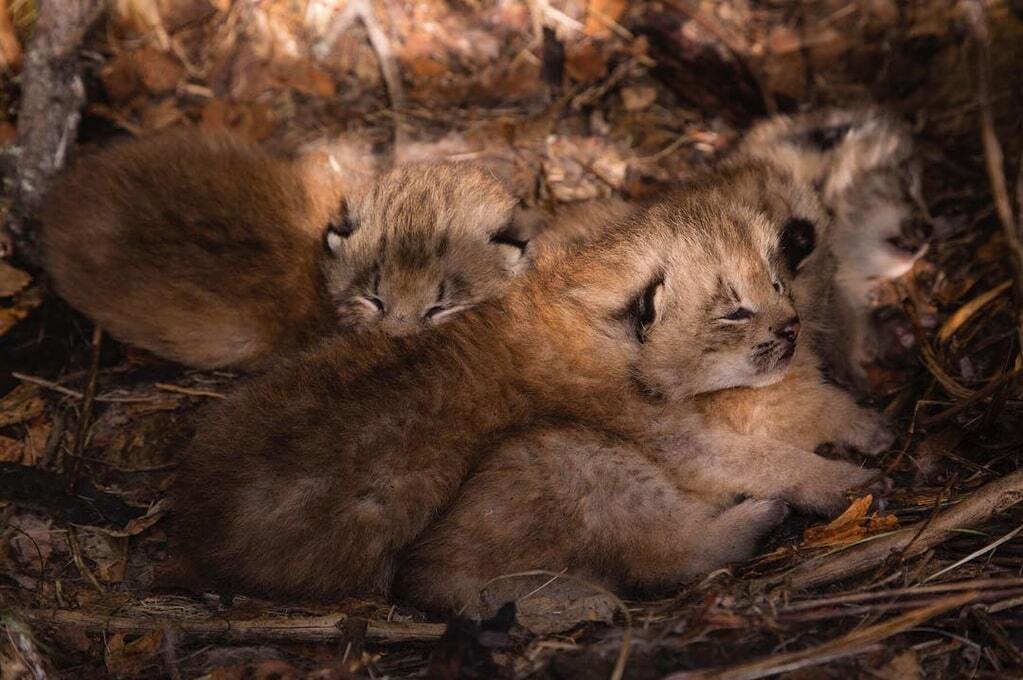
0,260,31,297
20,415,51,466
105,630,164,676
75,528,129,584
585,0,627,39
0,0,22,71
0,435,22,462
621,85,657,111
101,498,171,538
802,495,899,548
7,513,53,575
134,46,185,94
0,284,43,336
0,384,45,429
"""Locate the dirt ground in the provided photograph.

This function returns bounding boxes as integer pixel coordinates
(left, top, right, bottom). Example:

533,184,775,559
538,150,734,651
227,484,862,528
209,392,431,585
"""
1,1,1023,678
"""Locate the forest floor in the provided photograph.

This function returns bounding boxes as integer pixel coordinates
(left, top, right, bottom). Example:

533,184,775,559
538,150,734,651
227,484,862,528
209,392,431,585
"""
1,1,1023,678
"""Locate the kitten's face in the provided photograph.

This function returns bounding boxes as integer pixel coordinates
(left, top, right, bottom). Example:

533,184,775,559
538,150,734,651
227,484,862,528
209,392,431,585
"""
830,166,929,282
322,163,528,337
594,201,802,401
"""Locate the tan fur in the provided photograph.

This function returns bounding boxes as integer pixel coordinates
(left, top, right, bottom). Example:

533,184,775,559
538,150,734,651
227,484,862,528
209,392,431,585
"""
740,108,927,387
172,188,883,607
322,163,526,337
42,133,525,369
530,160,892,457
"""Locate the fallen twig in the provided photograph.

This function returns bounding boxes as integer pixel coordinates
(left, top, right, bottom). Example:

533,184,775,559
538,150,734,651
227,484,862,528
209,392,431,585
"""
963,0,1023,347
19,608,446,644
761,468,1023,592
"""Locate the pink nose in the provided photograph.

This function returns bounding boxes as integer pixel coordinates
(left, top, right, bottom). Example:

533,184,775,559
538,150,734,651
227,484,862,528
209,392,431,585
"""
775,317,800,343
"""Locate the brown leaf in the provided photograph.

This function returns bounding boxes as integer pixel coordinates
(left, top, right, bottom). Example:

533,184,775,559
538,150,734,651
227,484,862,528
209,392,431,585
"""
802,495,899,548
134,46,185,94
75,528,128,584
621,85,657,111
278,59,337,98
0,384,45,429
20,415,52,466
101,51,143,104
585,0,627,38
105,629,164,676
0,435,22,462
0,260,31,297
101,498,170,538
0,0,22,71
0,284,43,337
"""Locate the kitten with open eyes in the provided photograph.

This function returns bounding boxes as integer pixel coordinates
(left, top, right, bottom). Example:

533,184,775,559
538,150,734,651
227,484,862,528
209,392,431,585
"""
42,131,527,369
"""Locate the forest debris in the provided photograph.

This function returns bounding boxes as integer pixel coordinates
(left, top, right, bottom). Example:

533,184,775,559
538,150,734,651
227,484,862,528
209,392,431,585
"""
19,607,448,644
0,0,22,71
875,649,922,680
801,495,899,549
3,0,104,265
766,468,1023,592
936,279,1011,343
0,383,45,429
0,284,42,336
620,85,657,111
0,259,30,296
134,46,186,94
668,592,977,680
0,462,147,526
105,629,165,676
73,527,128,584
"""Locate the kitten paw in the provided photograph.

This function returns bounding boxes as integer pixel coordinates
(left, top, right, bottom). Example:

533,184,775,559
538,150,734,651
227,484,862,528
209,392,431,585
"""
791,462,887,515
839,408,895,455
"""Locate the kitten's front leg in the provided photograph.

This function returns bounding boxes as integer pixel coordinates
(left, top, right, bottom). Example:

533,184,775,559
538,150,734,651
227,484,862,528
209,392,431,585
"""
676,427,889,515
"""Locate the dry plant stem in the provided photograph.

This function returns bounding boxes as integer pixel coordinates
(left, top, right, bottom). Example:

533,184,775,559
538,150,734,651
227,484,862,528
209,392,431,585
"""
968,606,1023,667
65,326,102,492
667,593,977,680
3,0,103,265
18,609,445,644
763,468,1023,592
318,0,405,157
963,0,1023,347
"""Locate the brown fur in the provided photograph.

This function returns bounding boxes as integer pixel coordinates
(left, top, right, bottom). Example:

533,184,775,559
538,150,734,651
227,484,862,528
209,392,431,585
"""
532,160,892,456
322,163,527,337
42,134,525,369
42,130,340,370
740,108,927,387
172,188,882,606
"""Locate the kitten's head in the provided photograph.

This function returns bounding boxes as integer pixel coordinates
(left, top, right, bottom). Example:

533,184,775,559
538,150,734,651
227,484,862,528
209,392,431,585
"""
562,196,803,401
321,163,528,337
743,108,929,284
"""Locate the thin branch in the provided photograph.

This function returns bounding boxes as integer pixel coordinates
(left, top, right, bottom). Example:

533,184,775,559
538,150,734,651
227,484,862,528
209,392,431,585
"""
19,608,446,644
760,468,1023,592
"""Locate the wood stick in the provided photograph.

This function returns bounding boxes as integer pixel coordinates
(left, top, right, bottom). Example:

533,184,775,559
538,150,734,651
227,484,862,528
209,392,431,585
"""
19,608,446,644
757,468,1023,592
2,0,103,265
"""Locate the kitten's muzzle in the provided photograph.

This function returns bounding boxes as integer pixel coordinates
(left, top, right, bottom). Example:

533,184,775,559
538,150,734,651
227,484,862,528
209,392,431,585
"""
773,317,801,344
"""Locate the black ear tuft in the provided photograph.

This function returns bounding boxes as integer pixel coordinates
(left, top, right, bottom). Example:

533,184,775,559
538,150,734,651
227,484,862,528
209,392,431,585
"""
323,204,357,254
805,123,852,151
629,277,664,344
779,218,816,275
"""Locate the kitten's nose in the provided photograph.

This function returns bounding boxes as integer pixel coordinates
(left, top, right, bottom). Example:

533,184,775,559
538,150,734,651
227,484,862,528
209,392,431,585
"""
774,317,801,343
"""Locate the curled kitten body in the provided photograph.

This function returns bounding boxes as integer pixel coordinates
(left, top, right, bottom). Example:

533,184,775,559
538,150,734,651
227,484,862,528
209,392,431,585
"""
43,132,525,369
740,108,929,387
42,131,343,370
173,189,881,606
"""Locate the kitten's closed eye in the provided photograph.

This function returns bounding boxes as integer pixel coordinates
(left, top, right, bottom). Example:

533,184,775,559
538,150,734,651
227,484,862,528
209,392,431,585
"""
720,308,754,322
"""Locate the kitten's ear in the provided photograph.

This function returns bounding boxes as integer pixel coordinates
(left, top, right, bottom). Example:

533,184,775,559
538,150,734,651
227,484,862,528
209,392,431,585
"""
490,218,531,273
629,276,665,344
779,217,816,275
323,202,357,256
